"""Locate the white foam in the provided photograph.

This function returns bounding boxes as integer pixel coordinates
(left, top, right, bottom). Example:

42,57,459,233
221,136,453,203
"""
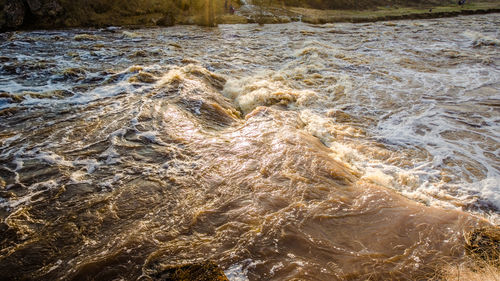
100,146,121,165
224,263,250,281
467,177,500,210
223,71,318,114
69,171,90,184
1,179,59,209
1,17,499,223
37,151,73,167
73,158,99,174
0,134,21,149
138,131,158,142
362,168,394,188
463,30,500,47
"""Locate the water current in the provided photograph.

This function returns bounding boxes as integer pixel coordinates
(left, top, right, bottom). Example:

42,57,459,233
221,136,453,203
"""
0,14,499,280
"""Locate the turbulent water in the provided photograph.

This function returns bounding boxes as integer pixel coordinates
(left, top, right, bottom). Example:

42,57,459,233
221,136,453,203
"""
0,14,499,280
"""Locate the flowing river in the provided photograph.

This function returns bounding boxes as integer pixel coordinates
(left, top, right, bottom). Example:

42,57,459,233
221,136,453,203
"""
0,14,499,280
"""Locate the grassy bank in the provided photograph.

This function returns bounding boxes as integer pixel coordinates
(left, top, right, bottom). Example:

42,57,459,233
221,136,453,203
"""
61,1,500,26
287,1,500,24
1,0,500,30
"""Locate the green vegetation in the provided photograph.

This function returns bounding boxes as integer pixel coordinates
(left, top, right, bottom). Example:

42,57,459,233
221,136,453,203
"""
1,0,499,30
287,1,500,23
1,0,231,29
0,0,6,28
55,0,191,27
55,0,245,27
284,0,450,9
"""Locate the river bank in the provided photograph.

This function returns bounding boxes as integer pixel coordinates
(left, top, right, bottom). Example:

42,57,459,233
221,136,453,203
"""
290,3,500,24
1,0,500,31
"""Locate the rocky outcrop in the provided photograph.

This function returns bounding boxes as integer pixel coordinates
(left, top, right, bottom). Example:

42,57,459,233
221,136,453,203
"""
26,0,63,17
157,13,176,27
3,0,25,29
1,0,63,30
0,0,5,29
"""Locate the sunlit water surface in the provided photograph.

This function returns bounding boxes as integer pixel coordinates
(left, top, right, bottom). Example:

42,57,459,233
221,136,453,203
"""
0,14,499,280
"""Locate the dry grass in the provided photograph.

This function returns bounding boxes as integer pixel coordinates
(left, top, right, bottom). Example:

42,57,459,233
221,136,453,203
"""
465,227,500,264
441,263,500,281
434,226,500,281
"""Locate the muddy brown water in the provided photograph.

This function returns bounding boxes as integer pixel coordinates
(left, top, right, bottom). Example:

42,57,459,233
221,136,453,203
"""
0,14,499,280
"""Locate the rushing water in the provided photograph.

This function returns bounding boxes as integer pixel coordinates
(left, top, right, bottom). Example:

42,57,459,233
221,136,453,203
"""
0,14,499,280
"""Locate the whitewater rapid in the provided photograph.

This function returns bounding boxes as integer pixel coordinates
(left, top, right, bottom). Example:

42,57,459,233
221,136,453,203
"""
0,14,498,280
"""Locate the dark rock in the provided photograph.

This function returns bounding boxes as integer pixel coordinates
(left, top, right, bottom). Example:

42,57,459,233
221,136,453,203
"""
157,13,175,27
147,261,229,281
2,0,63,30
4,0,25,28
26,0,42,13
26,0,63,17
0,9,5,30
